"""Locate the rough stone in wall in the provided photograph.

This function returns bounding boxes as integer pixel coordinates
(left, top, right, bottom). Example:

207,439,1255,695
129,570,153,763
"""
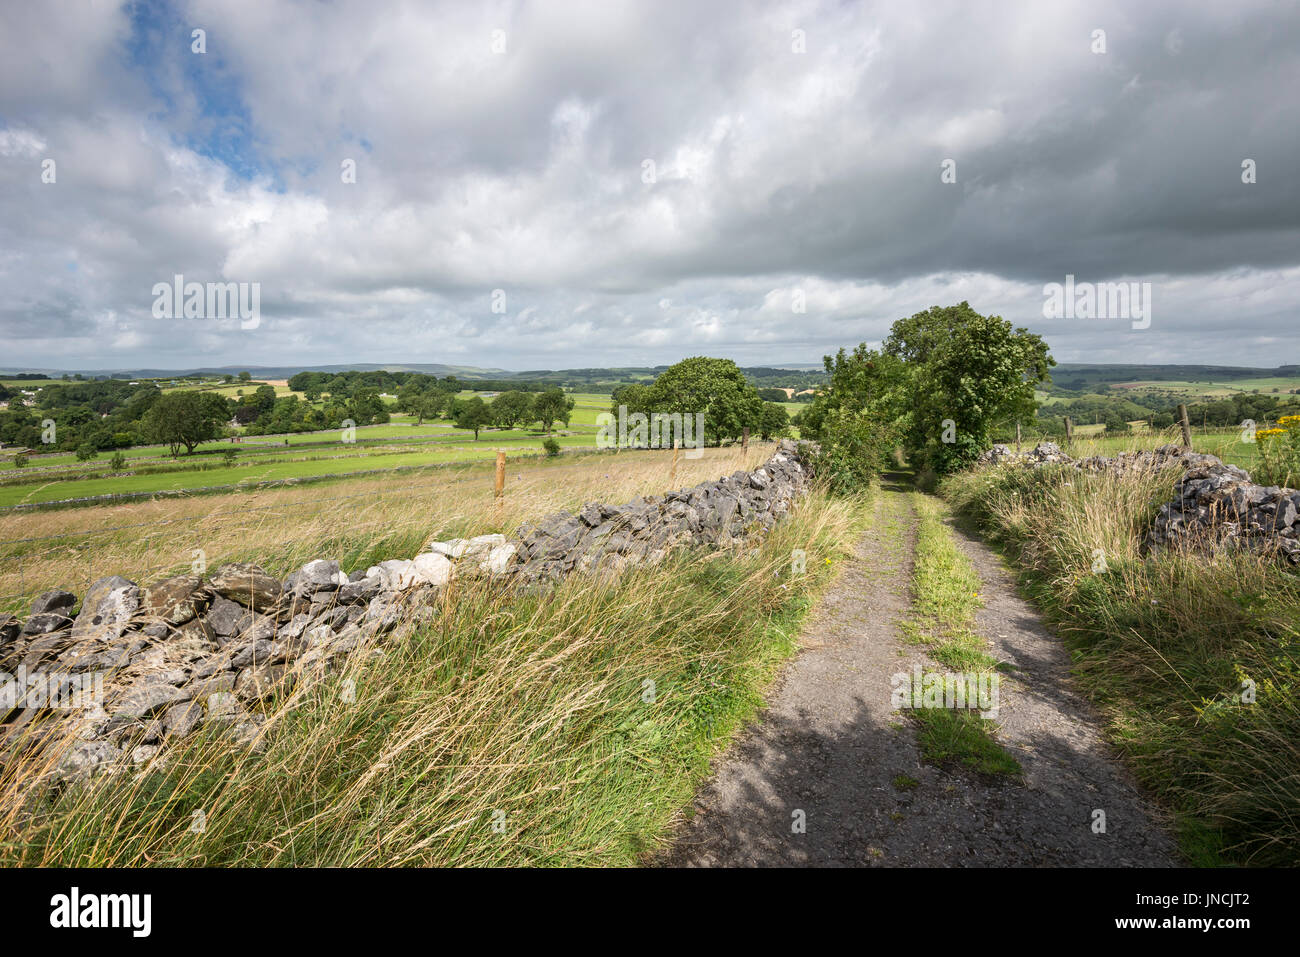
0,440,814,784
1147,460,1300,565
975,442,1300,565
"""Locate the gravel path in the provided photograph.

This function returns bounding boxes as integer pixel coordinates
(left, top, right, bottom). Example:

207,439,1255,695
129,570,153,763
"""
659,478,1177,867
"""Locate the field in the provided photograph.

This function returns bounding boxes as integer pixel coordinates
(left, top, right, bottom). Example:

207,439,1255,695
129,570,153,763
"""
0,392,619,508
0,442,773,617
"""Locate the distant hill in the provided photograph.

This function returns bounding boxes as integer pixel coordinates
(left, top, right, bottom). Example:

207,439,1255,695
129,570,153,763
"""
1048,364,1300,390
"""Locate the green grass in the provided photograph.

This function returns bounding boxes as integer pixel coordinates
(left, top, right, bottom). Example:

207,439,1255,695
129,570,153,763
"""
901,494,1018,778
0,434,601,507
913,709,1023,778
903,495,997,672
942,463,1300,865
0,487,867,866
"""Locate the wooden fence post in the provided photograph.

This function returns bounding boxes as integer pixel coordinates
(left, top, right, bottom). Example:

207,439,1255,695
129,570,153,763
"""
495,450,505,509
1177,404,1193,448
1015,421,1021,453
742,427,749,458
670,438,679,486
1064,417,1073,447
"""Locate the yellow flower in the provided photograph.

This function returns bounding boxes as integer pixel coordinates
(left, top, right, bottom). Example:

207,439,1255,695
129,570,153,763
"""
1278,415,1300,426
1257,428,1286,440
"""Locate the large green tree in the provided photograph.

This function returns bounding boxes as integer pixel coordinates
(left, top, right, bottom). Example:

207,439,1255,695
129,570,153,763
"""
531,388,575,433
455,397,493,439
143,390,229,455
801,345,906,492
883,302,1053,473
629,357,763,446
490,390,534,429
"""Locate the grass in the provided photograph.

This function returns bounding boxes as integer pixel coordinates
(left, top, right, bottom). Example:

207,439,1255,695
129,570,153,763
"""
913,709,1023,778
0,444,771,616
0,434,602,507
0,481,867,866
903,495,997,673
942,462,1300,865
901,493,1019,778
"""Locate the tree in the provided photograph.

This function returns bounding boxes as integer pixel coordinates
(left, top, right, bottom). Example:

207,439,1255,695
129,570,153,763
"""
1103,411,1131,434
142,391,227,455
410,393,443,425
237,371,251,382
883,302,1053,474
455,397,492,439
491,390,534,429
531,388,575,433
758,402,790,440
801,345,905,492
634,357,763,446
75,443,98,461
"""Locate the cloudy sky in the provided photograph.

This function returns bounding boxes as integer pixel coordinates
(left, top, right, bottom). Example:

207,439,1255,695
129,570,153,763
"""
2,0,1298,373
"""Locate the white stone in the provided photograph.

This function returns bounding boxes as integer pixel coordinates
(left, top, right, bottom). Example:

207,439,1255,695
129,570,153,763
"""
411,551,454,586
479,543,518,574
368,559,417,590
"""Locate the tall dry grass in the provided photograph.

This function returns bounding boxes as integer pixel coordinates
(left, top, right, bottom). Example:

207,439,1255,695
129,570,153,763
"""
0,480,866,867
0,444,769,615
944,463,1300,865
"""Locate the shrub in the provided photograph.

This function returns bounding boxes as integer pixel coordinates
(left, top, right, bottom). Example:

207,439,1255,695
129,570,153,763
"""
542,437,561,457
12,453,28,468
109,452,126,470
75,443,98,462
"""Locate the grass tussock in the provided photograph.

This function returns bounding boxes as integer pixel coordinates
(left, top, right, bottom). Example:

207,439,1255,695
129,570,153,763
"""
943,463,1300,865
0,484,867,867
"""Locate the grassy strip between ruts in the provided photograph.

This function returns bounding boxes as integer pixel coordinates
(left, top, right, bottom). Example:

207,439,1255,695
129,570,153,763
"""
941,462,1300,866
903,493,1022,780
0,487,869,866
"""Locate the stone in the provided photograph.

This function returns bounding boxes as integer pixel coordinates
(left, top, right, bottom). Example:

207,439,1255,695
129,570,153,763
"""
284,559,342,596
109,680,190,719
209,563,283,611
30,589,77,617
160,701,204,738
71,580,139,645
235,664,292,701
411,551,454,586
229,638,276,668
480,543,518,574
205,596,245,637
141,574,207,626
20,612,73,636
369,559,418,591
339,575,381,604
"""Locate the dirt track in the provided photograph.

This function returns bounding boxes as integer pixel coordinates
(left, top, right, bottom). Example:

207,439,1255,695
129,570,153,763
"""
660,476,1176,867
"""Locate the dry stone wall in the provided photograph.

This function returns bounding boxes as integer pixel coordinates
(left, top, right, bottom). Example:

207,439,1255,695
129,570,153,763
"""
0,440,813,782
977,441,1300,565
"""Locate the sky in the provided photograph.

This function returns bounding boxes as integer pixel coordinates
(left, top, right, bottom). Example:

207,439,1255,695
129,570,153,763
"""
1,0,1298,373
